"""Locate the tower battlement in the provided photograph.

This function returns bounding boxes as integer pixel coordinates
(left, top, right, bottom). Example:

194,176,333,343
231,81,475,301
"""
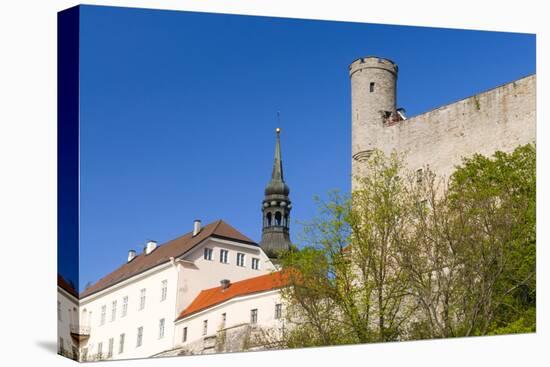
349,56,398,77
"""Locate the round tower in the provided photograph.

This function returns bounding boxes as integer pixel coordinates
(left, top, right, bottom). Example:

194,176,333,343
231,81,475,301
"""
349,56,398,189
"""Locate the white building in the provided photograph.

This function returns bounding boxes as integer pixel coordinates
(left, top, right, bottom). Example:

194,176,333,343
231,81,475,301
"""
170,271,289,355
75,219,277,361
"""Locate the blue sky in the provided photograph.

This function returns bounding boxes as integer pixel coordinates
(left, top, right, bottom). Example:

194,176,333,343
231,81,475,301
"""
68,5,535,291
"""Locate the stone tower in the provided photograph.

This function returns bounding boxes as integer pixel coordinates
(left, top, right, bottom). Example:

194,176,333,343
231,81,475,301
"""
349,56,399,190
260,128,292,258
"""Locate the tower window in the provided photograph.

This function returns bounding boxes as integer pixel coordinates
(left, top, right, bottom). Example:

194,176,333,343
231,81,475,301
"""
275,212,282,226
266,212,272,227
370,82,375,92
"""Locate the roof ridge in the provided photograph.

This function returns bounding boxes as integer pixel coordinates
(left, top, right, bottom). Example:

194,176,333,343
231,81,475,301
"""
195,270,281,294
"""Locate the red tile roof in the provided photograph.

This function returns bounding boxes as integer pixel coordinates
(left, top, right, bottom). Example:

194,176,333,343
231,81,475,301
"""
176,271,290,321
58,274,79,299
80,220,256,298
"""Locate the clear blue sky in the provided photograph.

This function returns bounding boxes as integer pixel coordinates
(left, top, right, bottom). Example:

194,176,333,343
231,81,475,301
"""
69,5,535,291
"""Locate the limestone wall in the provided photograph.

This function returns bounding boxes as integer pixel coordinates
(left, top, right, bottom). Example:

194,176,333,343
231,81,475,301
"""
368,74,536,179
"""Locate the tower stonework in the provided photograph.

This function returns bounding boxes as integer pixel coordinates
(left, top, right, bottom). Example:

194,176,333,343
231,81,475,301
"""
350,55,536,189
260,128,292,258
350,57,398,190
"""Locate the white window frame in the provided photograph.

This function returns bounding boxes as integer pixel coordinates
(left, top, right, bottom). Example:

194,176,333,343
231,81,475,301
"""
275,303,282,319
107,337,114,358
220,249,229,264
161,280,168,302
136,326,143,347
111,300,117,322
203,247,213,260
121,296,128,317
252,257,260,270
100,305,106,326
119,333,125,354
139,288,146,310
97,342,103,359
158,318,165,339
236,252,245,267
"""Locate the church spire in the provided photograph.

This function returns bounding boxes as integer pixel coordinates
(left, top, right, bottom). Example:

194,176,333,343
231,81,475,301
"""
271,128,284,182
260,127,292,258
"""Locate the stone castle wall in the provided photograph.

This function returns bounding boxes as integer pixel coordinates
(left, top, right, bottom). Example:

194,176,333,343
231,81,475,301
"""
352,72,536,182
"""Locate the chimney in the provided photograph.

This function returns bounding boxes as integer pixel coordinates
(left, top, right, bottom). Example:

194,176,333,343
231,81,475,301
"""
193,219,202,236
145,240,157,255
127,250,136,262
220,279,230,290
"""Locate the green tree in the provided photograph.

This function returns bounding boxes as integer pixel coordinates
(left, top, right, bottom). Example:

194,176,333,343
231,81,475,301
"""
278,145,535,347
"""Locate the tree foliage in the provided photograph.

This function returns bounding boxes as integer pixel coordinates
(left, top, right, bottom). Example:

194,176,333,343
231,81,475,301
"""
279,145,535,347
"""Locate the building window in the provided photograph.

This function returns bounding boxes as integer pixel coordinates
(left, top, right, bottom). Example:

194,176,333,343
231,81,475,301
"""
221,313,227,329
220,249,228,264
266,212,272,226
136,327,143,347
119,333,125,354
236,252,245,267
97,342,103,360
204,247,213,260
122,296,128,317
182,327,188,342
100,305,106,326
107,337,114,358
370,82,375,92
250,309,258,324
159,318,165,339
160,280,168,302
203,320,208,336
111,300,117,322
57,301,61,321
252,258,260,270
139,288,146,310
275,303,282,319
